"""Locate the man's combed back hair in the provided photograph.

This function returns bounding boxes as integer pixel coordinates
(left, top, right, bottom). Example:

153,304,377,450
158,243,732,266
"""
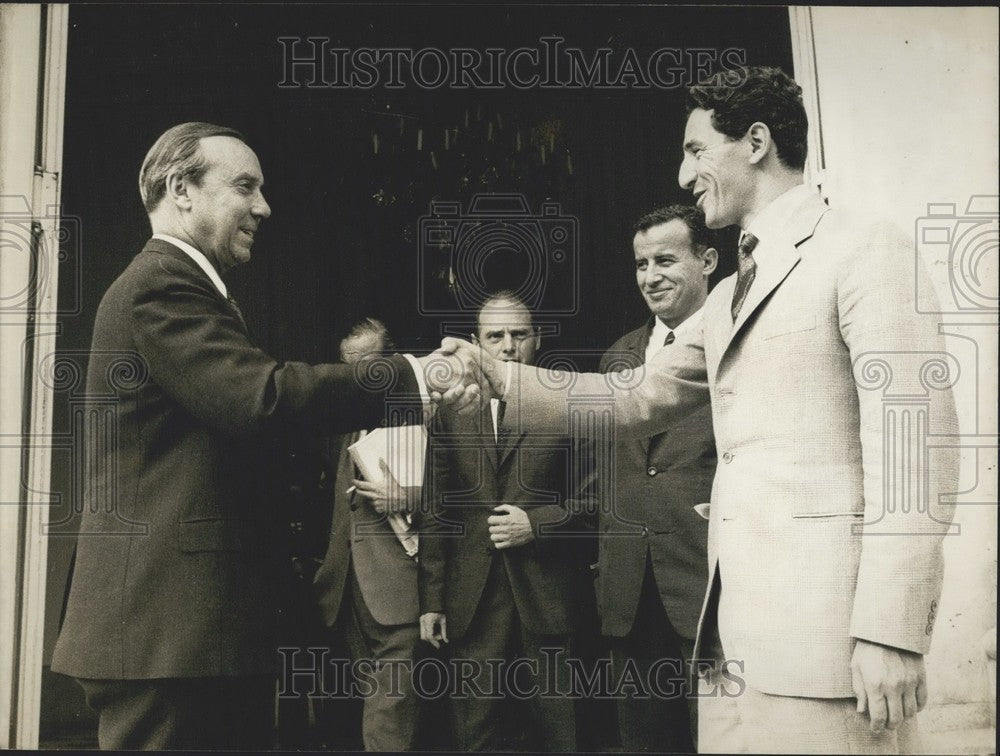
634,204,718,253
138,122,246,214
687,66,808,171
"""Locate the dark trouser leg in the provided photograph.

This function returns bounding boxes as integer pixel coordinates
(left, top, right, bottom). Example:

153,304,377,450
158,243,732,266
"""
611,556,696,753
446,556,517,752
77,675,274,751
341,570,422,751
518,626,577,752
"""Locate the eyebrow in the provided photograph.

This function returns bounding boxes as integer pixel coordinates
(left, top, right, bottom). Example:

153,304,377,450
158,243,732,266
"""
231,172,263,186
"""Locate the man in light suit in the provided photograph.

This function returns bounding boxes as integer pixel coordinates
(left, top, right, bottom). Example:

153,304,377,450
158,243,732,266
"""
599,204,717,752
312,318,423,751
50,122,474,750
444,67,959,754
419,292,596,752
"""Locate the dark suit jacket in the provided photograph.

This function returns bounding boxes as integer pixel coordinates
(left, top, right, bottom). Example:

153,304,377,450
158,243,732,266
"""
313,433,420,628
418,404,596,640
597,320,714,641
51,238,421,679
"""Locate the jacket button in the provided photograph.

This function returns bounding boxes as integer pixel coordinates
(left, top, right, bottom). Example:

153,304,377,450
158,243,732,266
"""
722,451,733,463
641,526,649,537
647,466,657,476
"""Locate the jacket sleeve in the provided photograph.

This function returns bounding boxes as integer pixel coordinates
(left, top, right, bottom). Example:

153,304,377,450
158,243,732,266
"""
837,218,960,654
416,412,450,615
504,314,710,441
131,259,420,438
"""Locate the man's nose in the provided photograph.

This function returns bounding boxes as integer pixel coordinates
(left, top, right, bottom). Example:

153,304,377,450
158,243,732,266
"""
678,155,695,191
253,191,272,219
500,334,516,353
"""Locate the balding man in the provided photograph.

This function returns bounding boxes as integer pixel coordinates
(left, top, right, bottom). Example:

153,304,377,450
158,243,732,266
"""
51,122,472,750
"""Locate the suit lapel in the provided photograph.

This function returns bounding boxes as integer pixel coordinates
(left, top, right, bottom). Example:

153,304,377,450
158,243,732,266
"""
634,320,654,456
496,419,524,469
719,194,830,361
480,403,499,472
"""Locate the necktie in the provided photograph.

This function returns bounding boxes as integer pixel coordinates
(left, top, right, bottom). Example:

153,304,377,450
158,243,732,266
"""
730,232,759,322
663,331,675,347
227,296,247,330
494,400,508,463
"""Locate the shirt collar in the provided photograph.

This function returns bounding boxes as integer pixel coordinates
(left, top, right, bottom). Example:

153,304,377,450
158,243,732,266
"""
152,233,228,298
742,183,813,249
646,305,703,362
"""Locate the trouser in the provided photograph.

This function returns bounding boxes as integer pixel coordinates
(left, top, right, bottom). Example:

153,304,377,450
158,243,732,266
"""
338,569,422,751
610,555,697,753
698,614,921,754
448,555,577,752
76,674,274,750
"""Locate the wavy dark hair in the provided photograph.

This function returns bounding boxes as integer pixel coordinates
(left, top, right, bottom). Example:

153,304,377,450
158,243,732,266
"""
687,66,808,171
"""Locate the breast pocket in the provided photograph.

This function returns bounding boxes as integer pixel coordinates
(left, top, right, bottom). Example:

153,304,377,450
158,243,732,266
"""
761,314,817,340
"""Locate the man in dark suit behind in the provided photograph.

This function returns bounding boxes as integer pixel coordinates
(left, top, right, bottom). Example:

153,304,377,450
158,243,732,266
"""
50,122,470,750
418,292,596,752
312,318,424,751
598,205,718,752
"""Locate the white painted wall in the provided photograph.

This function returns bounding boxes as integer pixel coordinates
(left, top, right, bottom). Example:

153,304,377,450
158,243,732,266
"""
808,5,998,740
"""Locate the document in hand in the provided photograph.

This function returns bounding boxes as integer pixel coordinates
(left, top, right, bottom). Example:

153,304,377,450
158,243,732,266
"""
347,424,427,486
348,425,427,558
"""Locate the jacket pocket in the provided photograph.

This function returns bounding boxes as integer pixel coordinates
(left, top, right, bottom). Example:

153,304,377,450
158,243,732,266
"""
761,314,816,340
790,511,864,520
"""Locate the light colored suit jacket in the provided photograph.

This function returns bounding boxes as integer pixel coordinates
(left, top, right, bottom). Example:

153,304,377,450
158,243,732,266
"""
501,191,960,697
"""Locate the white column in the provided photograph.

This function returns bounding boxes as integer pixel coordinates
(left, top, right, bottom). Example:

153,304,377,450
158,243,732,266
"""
0,3,68,749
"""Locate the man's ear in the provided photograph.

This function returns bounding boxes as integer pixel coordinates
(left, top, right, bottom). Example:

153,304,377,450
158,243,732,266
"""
701,246,719,276
164,170,193,210
746,122,772,166
471,332,480,345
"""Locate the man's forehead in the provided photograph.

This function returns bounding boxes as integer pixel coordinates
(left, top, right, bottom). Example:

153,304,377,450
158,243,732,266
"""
199,135,262,174
478,301,533,330
683,107,719,145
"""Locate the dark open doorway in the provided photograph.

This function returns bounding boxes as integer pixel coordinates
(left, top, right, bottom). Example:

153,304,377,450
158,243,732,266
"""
42,4,792,748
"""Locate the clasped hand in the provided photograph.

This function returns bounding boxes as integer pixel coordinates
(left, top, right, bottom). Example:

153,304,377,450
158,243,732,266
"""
417,338,505,412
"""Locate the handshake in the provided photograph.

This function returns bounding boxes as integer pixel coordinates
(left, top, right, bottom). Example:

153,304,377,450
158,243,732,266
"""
415,338,506,411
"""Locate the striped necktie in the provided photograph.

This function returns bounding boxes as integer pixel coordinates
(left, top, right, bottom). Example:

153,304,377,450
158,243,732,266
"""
731,232,759,322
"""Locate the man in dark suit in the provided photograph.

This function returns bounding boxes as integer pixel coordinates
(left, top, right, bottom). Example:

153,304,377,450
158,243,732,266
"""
50,122,473,750
598,204,717,752
312,318,424,751
418,292,596,752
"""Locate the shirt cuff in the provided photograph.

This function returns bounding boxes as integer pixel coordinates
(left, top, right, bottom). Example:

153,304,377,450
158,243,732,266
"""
402,353,430,409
